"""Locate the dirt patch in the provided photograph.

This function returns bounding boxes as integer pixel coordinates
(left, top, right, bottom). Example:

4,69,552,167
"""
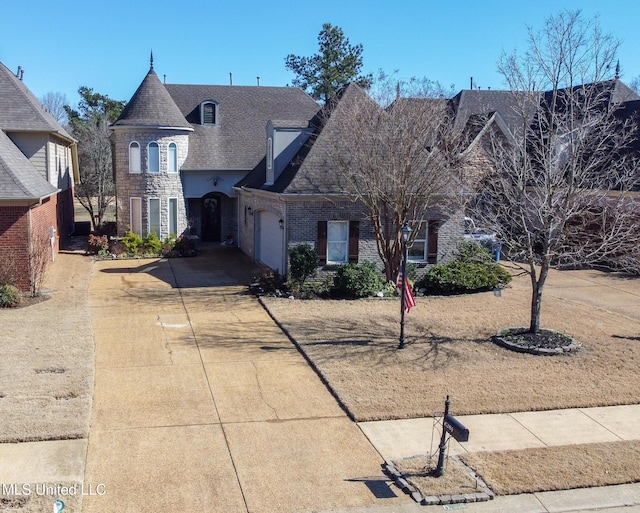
461,441,640,495
262,267,640,421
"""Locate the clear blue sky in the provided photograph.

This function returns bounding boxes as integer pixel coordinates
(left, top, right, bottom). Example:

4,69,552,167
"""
2,0,640,107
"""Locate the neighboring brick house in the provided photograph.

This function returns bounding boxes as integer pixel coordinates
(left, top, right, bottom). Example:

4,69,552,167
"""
0,61,79,292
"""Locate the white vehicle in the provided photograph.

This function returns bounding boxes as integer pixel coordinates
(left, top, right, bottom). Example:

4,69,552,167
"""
464,217,501,259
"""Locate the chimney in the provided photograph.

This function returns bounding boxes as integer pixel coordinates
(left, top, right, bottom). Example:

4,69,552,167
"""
229,72,233,86
17,66,22,79
470,76,473,90
257,76,261,86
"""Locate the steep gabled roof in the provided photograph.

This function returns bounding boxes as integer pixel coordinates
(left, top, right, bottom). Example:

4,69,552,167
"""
238,83,376,194
164,84,319,170
112,68,192,130
0,130,58,201
0,62,74,140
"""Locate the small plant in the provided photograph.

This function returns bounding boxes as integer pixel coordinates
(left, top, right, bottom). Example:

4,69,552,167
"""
171,235,198,257
333,262,384,299
288,243,318,286
87,234,109,255
122,230,143,255
142,231,162,255
0,284,20,308
250,267,285,296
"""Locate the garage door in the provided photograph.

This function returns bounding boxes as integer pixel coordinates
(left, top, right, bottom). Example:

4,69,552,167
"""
256,211,283,273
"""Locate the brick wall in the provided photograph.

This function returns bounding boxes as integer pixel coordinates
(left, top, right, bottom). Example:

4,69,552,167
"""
0,195,57,292
238,192,464,278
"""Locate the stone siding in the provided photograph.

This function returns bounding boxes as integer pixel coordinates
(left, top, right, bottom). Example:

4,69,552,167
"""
112,130,189,238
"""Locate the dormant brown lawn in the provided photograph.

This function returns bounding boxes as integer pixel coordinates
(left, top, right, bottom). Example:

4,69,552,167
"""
262,267,640,421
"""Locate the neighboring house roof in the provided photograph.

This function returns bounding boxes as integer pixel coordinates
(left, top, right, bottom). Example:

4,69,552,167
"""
111,67,192,130
164,84,319,170
0,62,74,141
238,83,374,194
0,129,58,201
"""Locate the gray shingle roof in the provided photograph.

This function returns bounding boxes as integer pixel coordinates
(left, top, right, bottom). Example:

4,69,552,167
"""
112,68,192,130
0,62,74,140
0,129,58,201
238,83,374,194
164,84,319,170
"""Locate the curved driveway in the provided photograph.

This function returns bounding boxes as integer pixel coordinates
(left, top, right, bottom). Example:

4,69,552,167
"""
82,246,406,513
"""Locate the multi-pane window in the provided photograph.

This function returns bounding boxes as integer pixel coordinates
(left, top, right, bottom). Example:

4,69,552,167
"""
408,223,428,262
201,101,217,125
168,143,177,173
168,198,178,236
327,221,349,264
130,197,142,236
148,142,159,173
129,142,141,174
149,198,160,236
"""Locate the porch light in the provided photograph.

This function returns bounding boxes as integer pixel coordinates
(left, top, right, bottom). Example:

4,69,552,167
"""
279,219,284,229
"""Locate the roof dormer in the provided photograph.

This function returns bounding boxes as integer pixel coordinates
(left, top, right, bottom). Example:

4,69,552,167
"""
200,100,218,125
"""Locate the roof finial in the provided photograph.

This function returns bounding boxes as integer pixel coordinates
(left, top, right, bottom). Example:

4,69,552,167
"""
615,60,620,80
150,50,154,71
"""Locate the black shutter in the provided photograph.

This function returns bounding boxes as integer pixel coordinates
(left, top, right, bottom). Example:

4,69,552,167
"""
348,221,359,263
317,221,327,265
427,221,439,264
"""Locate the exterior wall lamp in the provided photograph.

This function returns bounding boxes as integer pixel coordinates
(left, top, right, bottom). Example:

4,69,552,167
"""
279,219,284,229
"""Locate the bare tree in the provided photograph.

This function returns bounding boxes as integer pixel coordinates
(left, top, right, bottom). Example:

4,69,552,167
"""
329,77,467,281
470,10,640,334
40,92,69,125
30,229,53,297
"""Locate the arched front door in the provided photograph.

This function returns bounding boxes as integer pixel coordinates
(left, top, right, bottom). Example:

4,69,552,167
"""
201,193,222,242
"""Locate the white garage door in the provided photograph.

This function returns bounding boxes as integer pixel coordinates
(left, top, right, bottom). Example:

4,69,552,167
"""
256,211,283,273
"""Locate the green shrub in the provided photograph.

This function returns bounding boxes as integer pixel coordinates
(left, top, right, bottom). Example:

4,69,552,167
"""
417,260,511,295
251,267,285,296
0,284,20,308
333,262,383,299
288,244,318,285
456,240,494,264
122,230,143,254
142,231,162,255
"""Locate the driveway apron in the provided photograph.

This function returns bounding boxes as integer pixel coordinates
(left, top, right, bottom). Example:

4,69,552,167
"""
82,246,406,513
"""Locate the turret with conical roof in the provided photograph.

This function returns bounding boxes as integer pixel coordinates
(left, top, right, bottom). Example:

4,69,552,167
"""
110,57,192,238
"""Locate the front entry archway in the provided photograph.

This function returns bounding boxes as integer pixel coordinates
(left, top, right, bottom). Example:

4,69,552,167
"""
201,193,222,242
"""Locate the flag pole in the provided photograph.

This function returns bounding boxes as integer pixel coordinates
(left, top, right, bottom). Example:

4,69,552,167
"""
398,224,411,349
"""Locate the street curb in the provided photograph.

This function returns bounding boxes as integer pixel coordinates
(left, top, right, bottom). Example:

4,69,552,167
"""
382,456,494,506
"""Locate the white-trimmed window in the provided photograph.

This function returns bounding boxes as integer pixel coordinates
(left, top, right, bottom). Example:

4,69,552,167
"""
168,197,178,236
129,142,141,174
148,198,160,236
167,142,177,173
327,221,349,264
130,197,142,236
407,223,427,262
148,142,159,173
200,101,218,125
407,221,439,264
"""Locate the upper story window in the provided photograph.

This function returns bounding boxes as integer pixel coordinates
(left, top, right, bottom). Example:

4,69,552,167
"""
129,142,141,174
200,101,218,125
167,142,177,173
148,142,159,173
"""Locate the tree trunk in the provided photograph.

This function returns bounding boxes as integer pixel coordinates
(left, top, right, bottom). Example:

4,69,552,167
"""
528,259,549,334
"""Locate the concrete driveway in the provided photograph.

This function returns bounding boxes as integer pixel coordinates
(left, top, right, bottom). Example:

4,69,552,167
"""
82,246,408,513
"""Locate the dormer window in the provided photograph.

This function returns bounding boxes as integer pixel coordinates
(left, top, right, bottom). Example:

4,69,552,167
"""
200,101,218,125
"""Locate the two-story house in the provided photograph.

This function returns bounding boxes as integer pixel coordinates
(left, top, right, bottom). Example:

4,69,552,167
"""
0,61,78,292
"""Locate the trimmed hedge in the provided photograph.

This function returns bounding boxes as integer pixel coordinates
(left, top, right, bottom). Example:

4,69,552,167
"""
417,260,511,295
333,262,384,299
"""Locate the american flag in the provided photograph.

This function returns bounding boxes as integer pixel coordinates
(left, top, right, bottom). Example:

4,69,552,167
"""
396,271,416,313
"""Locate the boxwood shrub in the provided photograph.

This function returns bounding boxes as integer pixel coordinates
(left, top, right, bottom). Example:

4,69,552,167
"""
333,262,383,299
417,260,511,295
